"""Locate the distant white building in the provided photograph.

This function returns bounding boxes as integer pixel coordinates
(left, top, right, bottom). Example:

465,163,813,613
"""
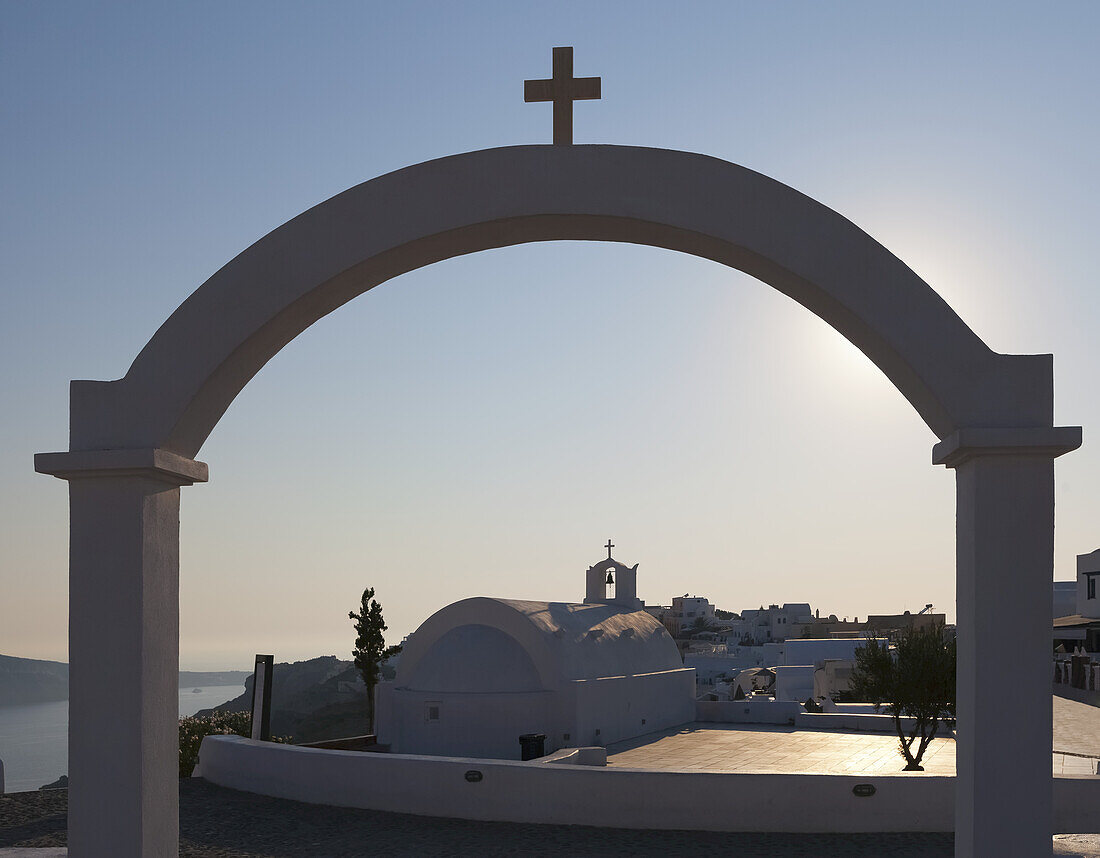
1054,581,1078,620
782,638,888,702
698,637,887,702
732,603,815,644
1053,549,1100,653
663,595,716,636
375,547,695,759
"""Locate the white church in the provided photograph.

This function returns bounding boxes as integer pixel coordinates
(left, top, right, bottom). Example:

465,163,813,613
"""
375,545,695,759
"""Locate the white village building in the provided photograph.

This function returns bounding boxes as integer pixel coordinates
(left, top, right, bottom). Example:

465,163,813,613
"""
375,547,695,759
1053,548,1100,653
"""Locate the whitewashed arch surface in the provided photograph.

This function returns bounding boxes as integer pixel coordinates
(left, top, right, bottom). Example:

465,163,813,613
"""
68,144,1055,457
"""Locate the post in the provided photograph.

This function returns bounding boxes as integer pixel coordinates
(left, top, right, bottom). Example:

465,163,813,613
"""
35,449,207,858
934,428,1079,858
250,655,274,741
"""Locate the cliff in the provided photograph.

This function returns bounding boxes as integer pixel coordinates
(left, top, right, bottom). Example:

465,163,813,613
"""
0,654,68,705
195,655,378,743
0,654,250,706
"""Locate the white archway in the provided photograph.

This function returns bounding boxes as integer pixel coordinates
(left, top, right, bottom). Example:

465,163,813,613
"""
37,145,1080,857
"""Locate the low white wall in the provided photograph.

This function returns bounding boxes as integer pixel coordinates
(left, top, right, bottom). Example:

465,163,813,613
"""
695,699,803,725
197,735,952,832
1055,776,1100,832
197,736,1100,834
538,747,607,766
796,712,956,738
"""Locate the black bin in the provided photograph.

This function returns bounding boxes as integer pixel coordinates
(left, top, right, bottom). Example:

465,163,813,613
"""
518,733,546,761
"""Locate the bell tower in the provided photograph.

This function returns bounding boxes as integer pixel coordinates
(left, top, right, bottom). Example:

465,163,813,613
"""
584,539,643,610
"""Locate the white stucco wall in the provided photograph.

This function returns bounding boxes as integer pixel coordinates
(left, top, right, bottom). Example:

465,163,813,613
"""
1078,550,1100,619
782,638,887,665
774,665,815,702
568,669,695,747
376,686,557,759
695,700,803,725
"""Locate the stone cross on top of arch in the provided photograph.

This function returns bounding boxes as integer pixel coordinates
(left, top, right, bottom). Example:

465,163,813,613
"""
605,539,614,559
524,46,601,145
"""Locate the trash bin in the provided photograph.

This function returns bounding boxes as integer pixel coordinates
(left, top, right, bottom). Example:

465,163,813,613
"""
518,733,546,761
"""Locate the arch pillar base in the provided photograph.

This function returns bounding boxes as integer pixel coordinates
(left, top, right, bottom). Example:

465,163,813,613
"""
36,449,205,858
941,427,1079,858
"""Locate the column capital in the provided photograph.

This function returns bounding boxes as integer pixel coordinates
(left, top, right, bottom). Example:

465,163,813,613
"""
34,448,208,486
932,426,1081,468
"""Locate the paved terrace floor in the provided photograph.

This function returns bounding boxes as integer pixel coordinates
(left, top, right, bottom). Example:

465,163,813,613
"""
607,722,957,775
605,694,1100,776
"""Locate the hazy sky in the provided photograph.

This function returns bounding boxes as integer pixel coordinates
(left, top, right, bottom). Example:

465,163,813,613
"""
2,2,1098,670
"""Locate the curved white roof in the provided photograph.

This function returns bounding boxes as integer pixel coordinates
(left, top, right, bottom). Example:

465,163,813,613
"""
397,598,682,692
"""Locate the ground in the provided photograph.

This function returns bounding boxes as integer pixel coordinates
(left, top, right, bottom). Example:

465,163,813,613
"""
0,781,958,856
1,783,1097,856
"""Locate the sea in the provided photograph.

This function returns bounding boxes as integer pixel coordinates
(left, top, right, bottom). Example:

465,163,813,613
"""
0,685,244,793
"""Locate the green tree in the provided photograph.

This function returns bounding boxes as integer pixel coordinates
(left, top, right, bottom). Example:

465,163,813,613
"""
849,625,956,771
178,711,289,777
688,615,717,635
349,587,403,734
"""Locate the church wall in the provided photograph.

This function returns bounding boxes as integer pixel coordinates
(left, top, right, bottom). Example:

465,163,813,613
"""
380,687,560,760
566,668,695,747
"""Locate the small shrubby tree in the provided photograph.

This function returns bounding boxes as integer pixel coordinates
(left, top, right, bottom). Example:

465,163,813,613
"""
849,625,956,771
687,616,717,636
349,586,403,734
178,711,289,777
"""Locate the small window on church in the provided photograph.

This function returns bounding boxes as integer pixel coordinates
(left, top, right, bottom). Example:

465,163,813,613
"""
1089,576,1097,600
426,702,441,723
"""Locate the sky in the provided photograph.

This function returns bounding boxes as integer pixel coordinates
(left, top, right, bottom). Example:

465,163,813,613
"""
1,2,1098,670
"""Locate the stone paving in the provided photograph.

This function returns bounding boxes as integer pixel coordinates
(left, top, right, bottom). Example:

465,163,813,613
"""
1054,752,1100,776
605,695,1100,777
606,722,957,775
1055,692,1100,758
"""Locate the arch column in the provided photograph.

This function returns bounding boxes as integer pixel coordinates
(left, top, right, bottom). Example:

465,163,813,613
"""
934,427,1080,857
35,449,206,858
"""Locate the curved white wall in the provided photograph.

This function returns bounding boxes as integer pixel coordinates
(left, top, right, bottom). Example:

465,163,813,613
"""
196,735,1100,834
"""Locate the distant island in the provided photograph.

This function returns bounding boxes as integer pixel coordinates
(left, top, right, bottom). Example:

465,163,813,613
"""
0,654,250,706
177,669,253,689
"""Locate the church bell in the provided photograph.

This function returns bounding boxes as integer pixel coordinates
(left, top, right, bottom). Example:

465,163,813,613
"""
605,570,615,585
